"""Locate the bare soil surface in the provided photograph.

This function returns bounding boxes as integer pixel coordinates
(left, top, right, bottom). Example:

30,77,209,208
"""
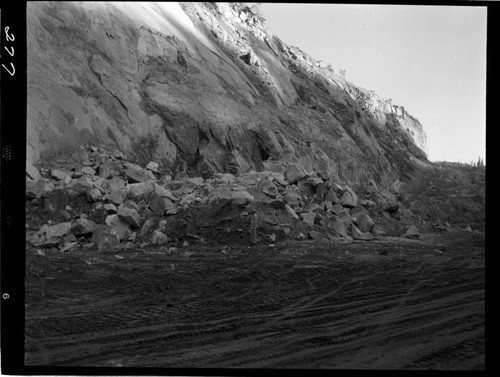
25,230,484,370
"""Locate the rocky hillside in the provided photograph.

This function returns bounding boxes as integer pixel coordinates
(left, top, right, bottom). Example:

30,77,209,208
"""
25,2,485,254
27,2,428,194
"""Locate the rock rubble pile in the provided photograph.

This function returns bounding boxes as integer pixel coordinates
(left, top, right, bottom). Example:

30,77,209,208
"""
26,144,429,253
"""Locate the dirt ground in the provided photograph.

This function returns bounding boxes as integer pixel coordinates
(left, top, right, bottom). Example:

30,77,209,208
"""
25,229,484,370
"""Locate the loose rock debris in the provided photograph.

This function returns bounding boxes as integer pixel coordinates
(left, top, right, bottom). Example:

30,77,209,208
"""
26,145,407,253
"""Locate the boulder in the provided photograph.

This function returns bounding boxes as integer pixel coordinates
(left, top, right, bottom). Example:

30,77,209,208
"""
98,159,122,179
149,196,175,216
324,189,340,203
117,205,141,228
71,149,90,164
86,188,103,202
216,173,236,185
122,200,140,212
26,179,40,199
331,220,349,238
262,233,277,243
128,181,155,201
61,175,72,186
42,190,71,215
314,183,328,201
355,213,375,233
103,203,117,213
262,181,278,198
166,207,179,215
93,224,120,250
331,203,344,215
406,225,420,239
101,176,126,194
301,212,316,227
180,194,196,206
180,179,201,195
306,202,320,212
371,224,386,236
153,183,179,201
350,205,369,221
312,207,328,220
26,161,42,181
81,166,96,176
124,163,155,183
26,178,54,199
35,224,49,237
285,164,306,184
383,202,400,213
308,230,323,240
106,188,128,205
105,214,132,240
41,236,65,248
310,194,323,205
110,149,127,160
157,175,172,186
231,190,254,205
67,177,94,194
337,209,353,225
92,176,105,188
60,241,79,252
284,191,302,207
50,169,71,181
340,189,358,208
322,200,333,211
351,224,363,240
351,224,374,240
359,232,374,241
187,176,204,186
140,217,160,240
359,199,377,208
60,209,72,221
285,204,299,220
307,176,324,187
331,182,344,193
296,180,316,197
45,222,72,239
152,230,168,245
268,172,288,187
71,218,96,237
269,199,286,210
146,161,160,174
175,171,189,180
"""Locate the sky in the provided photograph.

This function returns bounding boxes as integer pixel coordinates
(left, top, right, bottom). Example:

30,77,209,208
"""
252,3,487,163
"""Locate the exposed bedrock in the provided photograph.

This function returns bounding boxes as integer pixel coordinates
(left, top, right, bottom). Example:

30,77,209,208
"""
27,2,429,194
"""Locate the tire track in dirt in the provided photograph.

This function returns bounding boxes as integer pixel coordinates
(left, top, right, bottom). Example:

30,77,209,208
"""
25,233,484,369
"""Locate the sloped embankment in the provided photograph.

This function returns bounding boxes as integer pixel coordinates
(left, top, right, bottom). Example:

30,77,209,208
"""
28,2,428,193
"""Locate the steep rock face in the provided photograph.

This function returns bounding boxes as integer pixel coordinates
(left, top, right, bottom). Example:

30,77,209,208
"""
27,2,428,192
343,83,427,154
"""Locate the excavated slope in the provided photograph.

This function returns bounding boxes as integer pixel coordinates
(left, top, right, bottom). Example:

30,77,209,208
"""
27,2,428,192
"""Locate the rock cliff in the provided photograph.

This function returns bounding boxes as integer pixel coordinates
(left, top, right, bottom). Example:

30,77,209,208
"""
27,2,428,193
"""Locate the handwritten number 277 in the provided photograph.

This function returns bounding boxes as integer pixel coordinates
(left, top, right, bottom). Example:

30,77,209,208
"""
2,27,15,76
